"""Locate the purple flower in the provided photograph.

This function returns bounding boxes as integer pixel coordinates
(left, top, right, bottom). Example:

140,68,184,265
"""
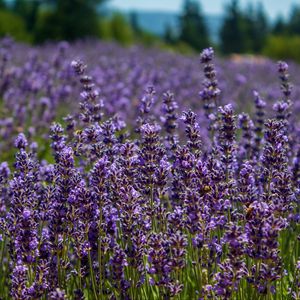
200,47,214,64
14,133,28,149
199,47,220,121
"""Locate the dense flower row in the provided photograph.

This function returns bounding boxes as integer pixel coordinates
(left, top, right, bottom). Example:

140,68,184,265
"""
0,39,299,299
1,37,300,158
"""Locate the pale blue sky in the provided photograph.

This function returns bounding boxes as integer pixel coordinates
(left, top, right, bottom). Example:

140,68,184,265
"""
110,0,299,19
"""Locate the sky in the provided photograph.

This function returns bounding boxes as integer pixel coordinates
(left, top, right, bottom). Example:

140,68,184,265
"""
110,0,299,19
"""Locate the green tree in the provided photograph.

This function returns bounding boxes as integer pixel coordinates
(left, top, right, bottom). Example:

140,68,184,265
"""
288,5,300,35
98,18,112,40
110,13,134,45
243,3,256,51
263,35,300,63
12,0,41,33
179,0,210,51
34,10,61,42
129,11,141,36
0,10,31,42
164,23,176,44
0,0,6,9
35,0,107,43
253,3,269,52
244,3,269,53
219,0,248,54
272,16,287,35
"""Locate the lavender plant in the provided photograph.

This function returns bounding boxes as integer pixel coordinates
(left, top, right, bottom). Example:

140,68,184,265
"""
0,39,299,300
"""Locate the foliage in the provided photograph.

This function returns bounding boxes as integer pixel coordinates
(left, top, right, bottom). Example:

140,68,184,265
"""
129,11,142,36
0,0,6,9
220,0,269,54
244,2,268,53
110,12,134,46
272,15,287,35
11,0,40,33
98,18,112,40
178,0,210,51
271,5,300,37
0,10,31,42
288,5,300,35
263,35,300,63
34,0,105,42
220,0,247,54
136,30,160,47
164,24,177,45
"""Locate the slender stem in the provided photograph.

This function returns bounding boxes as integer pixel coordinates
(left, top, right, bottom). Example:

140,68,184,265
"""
88,251,98,300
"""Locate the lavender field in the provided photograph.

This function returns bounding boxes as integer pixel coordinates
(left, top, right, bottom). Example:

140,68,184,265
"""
0,37,299,299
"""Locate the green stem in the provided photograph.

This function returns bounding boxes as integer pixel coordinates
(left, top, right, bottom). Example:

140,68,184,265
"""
88,250,98,300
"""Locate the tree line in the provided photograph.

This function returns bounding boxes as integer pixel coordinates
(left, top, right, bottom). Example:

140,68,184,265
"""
1,0,300,62
173,0,300,56
0,0,141,45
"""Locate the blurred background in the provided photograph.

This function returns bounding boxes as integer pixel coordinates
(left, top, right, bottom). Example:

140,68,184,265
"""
0,0,300,62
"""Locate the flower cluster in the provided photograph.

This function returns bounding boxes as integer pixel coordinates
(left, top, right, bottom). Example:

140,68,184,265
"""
0,40,299,300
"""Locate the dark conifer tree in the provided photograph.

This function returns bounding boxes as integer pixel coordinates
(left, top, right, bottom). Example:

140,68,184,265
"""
179,0,210,51
35,0,107,42
164,23,176,44
129,11,141,36
252,3,269,52
12,0,40,32
219,0,248,54
272,15,287,35
0,0,6,9
288,5,300,35
244,2,269,53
